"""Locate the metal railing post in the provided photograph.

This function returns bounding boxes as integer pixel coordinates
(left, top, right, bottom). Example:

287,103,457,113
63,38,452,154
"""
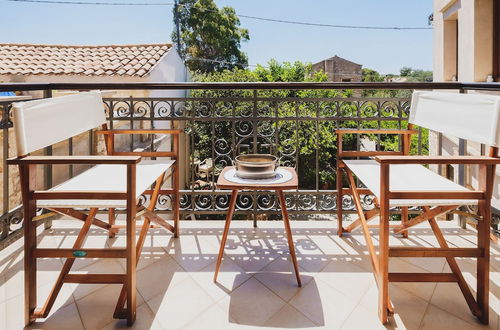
43,89,53,230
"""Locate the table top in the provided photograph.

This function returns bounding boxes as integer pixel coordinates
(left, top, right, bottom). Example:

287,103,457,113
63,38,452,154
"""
217,166,298,190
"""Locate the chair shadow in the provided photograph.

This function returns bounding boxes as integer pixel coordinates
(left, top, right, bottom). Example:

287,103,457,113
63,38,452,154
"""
228,274,322,328
0,223,498,329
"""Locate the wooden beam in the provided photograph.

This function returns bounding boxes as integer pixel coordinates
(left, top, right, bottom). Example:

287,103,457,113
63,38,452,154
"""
389,273,458,282
389,247,483,258
33,248,127,258
394,205,458,234
345,209,379,233
389,191,484,200
63,274,126,284
340,151,403,158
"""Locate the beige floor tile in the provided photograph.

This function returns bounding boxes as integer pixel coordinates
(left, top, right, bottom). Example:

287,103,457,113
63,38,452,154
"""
420,304,493,330
4,272,75,327
262,303,316,328
388,285,429,329
191,258,251,302
27,302,84,330
254,257,312,302
136,255,189,301
1,220,499,330
430,282,498,327
4,257,64,300
399,256,446,273
107,228,173,271
50,227,110,271
0,273,6,302
339,303,390,330
76,284,144,329
68,258,125,301
217,277,286,327
4,294,24,329
357,281,429,329
0,302,6,330
223,232,280,273
316,257,373,304
102,302,164,330
183,304,236,330
165,234,219,272
146,276,215,329
289,277,358,328
388,258,437,301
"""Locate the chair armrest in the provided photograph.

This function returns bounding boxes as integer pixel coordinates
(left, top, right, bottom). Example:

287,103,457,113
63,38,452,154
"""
375,155,500,165
7,155,142,165
96,129,182,135
335,129,419,135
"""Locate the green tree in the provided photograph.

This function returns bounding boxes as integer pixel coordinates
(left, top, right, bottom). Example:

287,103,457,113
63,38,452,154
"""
362,68,384,82
191,60,347,188
400,66,412,77
172,0,249,73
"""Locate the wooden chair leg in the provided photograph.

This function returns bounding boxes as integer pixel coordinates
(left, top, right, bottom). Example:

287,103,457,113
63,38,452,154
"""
277,190,302,287
126,164,137,326
20,164,37,325
108,208,116,238
214,189,238,283
173,163,180,238
378,163,390,324
477,164,493,324
336,164,344,237
400,207,409,238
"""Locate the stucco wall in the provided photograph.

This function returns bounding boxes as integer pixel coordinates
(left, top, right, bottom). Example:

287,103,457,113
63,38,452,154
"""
433,0,500,212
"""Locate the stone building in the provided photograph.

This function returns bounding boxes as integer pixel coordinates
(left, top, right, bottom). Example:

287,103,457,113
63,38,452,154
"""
312,55,362,82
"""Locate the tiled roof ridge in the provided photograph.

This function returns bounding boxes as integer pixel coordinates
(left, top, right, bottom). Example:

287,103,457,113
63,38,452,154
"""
0,42,173,49
0,43,174,77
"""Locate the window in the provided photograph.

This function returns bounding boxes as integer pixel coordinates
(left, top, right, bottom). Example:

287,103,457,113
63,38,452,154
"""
493,0,500,81
341,78,351,82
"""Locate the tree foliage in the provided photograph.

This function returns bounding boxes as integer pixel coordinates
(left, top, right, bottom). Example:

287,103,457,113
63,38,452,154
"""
172,0,249,73
189,63,428,190
400,66,433,82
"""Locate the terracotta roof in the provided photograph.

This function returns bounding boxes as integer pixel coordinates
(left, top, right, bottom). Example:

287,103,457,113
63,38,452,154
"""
0,43,172,77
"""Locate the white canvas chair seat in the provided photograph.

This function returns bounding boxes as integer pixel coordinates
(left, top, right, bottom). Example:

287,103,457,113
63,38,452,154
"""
38,160,175,208
343,159,478,207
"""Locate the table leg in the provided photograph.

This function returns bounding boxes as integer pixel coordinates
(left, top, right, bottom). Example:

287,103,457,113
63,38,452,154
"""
277,190,302,287
214,189,239,282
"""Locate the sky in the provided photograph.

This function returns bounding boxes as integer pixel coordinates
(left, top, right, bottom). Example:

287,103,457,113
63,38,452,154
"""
0,0,433,74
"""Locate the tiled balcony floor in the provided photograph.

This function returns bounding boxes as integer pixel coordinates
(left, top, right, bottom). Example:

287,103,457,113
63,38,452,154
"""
0,219,499,329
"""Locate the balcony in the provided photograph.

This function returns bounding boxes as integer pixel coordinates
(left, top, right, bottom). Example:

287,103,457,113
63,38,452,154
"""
0,82,499,329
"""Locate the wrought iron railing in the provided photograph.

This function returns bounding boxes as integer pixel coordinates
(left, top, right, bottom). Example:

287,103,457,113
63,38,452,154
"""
1,82,499,247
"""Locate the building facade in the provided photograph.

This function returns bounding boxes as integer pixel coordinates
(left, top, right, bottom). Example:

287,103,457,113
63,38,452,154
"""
433,0,500,217
0,43,189,208
311,55,362,82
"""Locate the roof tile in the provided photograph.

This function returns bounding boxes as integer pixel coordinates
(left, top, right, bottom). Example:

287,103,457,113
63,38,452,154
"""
0,43,172,77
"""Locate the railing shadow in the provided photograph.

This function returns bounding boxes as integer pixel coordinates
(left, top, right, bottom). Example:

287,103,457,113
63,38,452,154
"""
0,224,499,329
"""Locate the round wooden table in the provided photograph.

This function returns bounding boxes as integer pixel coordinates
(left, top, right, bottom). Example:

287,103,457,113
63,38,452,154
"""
214,166,301,287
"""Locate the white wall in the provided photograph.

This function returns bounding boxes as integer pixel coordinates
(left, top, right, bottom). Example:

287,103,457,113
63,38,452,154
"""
433,0,500,213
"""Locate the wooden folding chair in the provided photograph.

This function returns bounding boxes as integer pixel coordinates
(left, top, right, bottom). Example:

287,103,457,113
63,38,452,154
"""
7,91,180,326
336,91,500,324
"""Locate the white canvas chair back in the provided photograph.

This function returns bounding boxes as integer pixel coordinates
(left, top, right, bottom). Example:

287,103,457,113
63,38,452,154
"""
410,91,500,147
12,91,106,156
